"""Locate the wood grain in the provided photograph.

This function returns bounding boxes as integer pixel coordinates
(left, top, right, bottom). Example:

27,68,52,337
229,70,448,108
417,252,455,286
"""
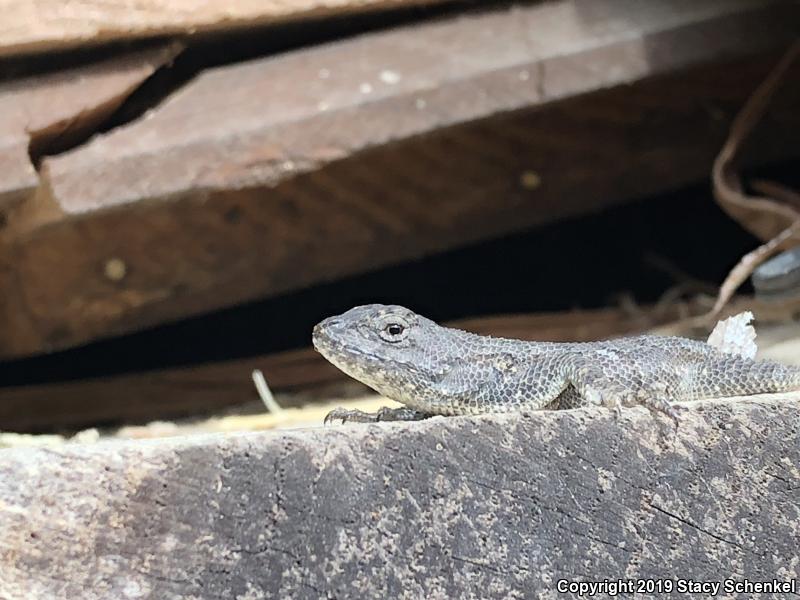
2,400,799,598
0,0,456,57
0,44,181,211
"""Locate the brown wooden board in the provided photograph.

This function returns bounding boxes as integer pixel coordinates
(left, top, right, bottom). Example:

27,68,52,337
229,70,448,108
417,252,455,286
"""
0,44,181,211
0,0,457,58
1,0,798,359
2,399,799,598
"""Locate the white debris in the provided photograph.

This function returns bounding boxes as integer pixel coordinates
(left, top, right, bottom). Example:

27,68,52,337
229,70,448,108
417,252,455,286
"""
707,311,758,359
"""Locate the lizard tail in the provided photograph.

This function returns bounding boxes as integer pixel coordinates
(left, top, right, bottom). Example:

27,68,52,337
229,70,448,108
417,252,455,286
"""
707,357,800,398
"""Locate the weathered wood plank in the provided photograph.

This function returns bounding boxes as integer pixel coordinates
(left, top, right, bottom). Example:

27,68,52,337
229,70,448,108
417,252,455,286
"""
1,399,798,598
0,0,456,58
2,0,798,358
0,44,181,211
37,0,795,216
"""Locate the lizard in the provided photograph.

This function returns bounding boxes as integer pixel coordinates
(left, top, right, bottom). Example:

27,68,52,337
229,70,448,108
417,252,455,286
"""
312,304,800,424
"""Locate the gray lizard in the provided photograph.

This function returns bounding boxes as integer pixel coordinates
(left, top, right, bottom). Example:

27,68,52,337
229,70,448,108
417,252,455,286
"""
313,304,800,423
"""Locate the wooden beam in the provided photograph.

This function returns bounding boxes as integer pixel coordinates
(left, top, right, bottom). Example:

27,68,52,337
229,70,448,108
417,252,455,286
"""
0,0,456,58
0,44,181,211
2,0,798,358
2,400,799,597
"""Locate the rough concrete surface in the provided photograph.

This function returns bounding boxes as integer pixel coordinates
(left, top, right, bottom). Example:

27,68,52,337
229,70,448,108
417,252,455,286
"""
1,399,799,599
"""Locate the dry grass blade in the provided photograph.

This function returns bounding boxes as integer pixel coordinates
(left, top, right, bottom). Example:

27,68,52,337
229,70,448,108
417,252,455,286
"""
751,180,800,210
705,43,800,322
708,222,800,321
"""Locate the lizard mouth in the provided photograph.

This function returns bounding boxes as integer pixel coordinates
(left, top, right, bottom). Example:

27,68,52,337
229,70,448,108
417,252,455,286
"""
314,335,381,365
312,324,383,366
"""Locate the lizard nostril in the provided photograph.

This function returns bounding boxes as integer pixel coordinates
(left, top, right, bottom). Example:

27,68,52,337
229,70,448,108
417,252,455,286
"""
314,318,340,338
322,318,340,331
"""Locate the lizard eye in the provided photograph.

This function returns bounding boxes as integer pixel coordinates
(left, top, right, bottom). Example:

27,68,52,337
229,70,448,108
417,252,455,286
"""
386,324,403,336
378,317,409,342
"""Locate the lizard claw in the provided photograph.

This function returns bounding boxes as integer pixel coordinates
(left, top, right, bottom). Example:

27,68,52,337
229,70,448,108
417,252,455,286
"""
665,402,688,423
642,396,686,424
324,406,431,425
324,407,376,424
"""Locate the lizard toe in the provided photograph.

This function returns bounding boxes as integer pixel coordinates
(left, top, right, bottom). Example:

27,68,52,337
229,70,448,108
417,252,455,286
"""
324,407,377,424
641,395,684,424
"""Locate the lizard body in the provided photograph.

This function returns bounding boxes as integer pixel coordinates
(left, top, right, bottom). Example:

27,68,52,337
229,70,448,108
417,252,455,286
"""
312,304,800,423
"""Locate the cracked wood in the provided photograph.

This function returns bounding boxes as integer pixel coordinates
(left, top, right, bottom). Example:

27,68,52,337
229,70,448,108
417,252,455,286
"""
0,44,181,211
0,1,797,359
1,399,798,598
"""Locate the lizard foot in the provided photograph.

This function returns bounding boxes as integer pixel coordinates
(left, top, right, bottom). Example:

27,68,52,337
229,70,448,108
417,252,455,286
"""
324,406,431,424
582,380,685,424
640,396,687,424
635,382,685,423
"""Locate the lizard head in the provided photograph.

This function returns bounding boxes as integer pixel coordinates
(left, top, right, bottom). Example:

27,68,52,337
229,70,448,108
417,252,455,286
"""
312,304,449,403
